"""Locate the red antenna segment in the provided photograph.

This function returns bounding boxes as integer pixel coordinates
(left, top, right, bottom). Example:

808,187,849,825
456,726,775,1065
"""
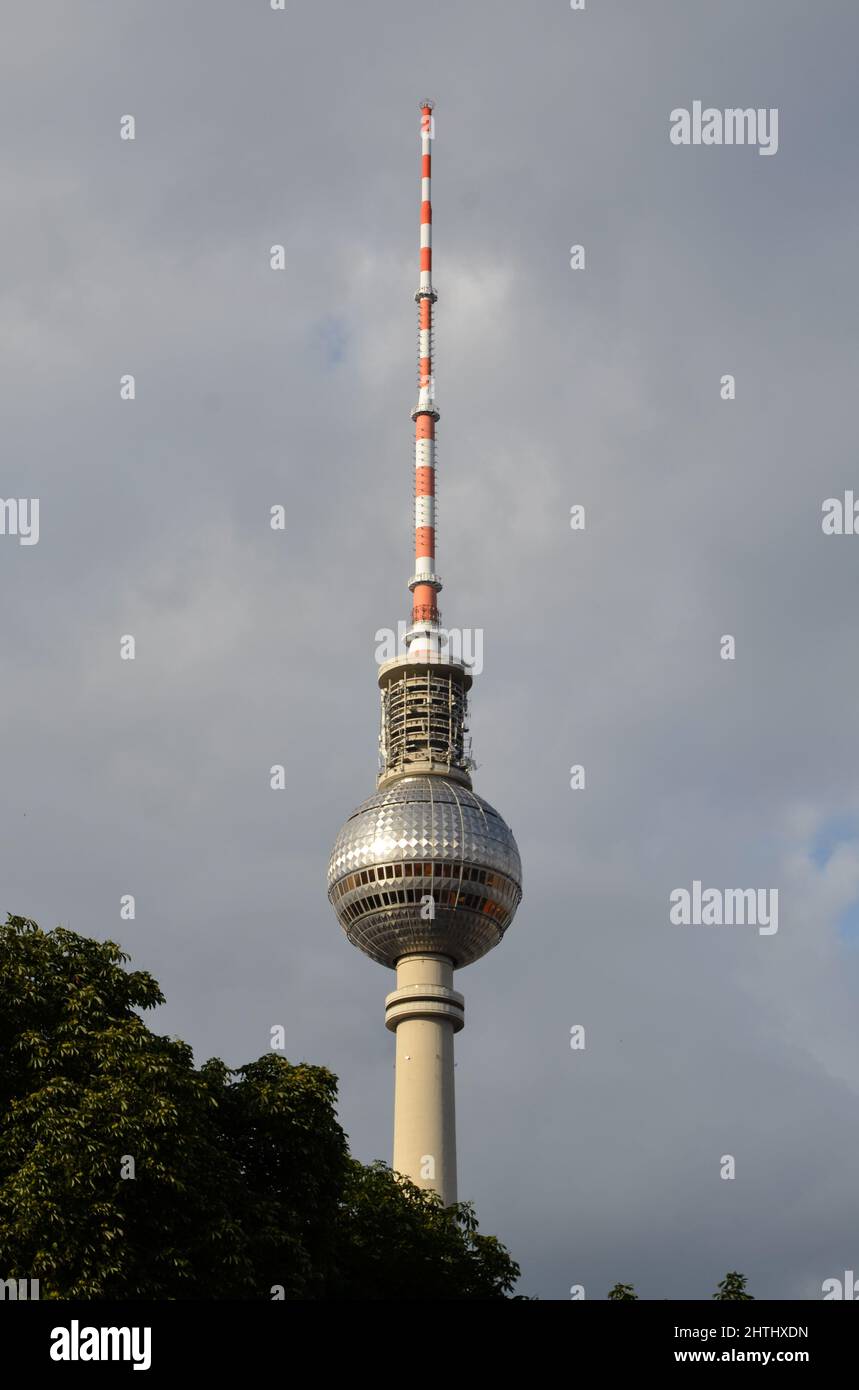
408,100,441,656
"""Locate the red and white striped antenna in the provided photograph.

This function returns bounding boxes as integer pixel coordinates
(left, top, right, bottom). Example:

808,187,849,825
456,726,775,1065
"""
407,100,442,659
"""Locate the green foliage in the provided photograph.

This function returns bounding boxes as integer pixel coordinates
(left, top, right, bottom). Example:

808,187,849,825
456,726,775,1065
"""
607,1282,638,1300
0,915,519,1299
331,1161,518,1299
713,1271,754,1300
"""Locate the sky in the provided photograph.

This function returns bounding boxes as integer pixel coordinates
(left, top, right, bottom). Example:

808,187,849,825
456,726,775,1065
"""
2,0,859,1300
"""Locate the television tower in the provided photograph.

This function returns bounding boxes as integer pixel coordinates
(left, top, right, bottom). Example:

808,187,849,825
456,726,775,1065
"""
327,103,523,1206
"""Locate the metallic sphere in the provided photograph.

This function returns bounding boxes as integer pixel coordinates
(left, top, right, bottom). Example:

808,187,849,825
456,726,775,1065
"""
327,776,522,969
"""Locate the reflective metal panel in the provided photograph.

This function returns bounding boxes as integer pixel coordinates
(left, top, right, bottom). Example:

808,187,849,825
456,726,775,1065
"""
328,776,523,968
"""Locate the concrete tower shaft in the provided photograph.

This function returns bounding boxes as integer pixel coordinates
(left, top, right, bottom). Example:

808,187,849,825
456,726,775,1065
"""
386,955,462,1205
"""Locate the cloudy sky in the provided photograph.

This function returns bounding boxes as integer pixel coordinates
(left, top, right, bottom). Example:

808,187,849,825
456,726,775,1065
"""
3,0,859,1300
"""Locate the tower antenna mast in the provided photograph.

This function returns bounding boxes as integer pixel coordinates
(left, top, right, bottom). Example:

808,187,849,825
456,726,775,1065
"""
409,99,442,658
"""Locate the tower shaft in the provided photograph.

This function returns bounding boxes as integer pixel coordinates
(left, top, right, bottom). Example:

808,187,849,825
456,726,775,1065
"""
385,954,463,1206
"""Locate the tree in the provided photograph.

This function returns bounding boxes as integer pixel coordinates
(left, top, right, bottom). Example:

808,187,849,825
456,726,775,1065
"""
331,1160,520,1300
607,1282,638,1300
0,915,519,1299
714,1272,754,1300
